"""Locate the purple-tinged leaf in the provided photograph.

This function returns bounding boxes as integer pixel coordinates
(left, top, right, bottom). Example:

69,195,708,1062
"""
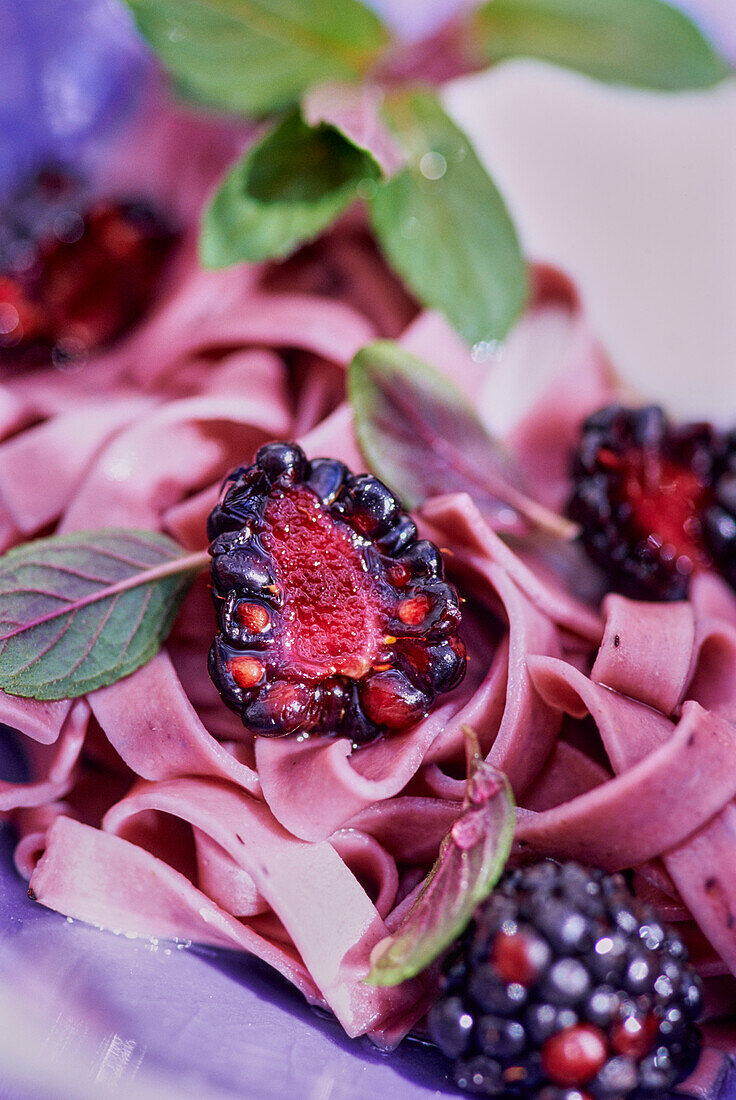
302,82,406,177
366,730,515,986
348,339,578,537
0,529,209,700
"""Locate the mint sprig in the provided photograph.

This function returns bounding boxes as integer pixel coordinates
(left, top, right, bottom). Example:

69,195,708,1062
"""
126,0,731,346
0,530,208,700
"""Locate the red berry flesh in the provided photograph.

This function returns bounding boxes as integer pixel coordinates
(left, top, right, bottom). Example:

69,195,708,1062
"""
207,443,466,743
236,603,271,633
398,593,432,627
542,1025,608,1087
259,485,388,680
492,927,552,985
359,668,431,730
617,454,709,568
229,655,265,690
568,405,720,600
0,169,177,367
610,1013,658,1060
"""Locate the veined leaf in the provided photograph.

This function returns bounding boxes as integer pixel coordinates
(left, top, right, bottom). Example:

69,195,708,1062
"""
349,340,577,537
200,110,381,267
369,89,527,345
462,0,730,90
366,732,515,986
124,0,390,116
0,530,209,700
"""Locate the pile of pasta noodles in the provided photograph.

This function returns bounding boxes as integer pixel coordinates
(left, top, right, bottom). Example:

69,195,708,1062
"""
0,93,734,1086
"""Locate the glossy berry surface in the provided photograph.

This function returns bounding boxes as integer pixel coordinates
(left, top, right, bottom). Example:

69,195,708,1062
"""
0,167,176,367
428,860,702,1097
701,428,736,591
567,405,720,600
207,442,466,744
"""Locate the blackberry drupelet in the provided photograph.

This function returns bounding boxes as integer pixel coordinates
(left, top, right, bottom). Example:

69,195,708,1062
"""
207,442,466,744
0,166,177,366
567,405,720,601
428,860,702,1097
702,428,736,590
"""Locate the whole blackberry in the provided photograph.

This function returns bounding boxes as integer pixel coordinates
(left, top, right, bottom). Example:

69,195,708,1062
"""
428,861,702,1097
207,442,466,744
0,166,177,366
567,405,721,601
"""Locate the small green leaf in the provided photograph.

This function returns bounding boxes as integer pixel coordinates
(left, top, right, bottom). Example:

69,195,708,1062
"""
349,340,578,537
369,92,525,345
124,0,390,116
201,110,381,267
463,0,730,90
366,737,515,986
368,89,527,345
0,530,209,700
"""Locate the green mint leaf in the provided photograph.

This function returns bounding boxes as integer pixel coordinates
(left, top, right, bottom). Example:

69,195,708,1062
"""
124,0,390,116
0,530,209,700
366,735,515,986
369,89,527,345
200,109,381,267
462,0,730,90
349,340,577,537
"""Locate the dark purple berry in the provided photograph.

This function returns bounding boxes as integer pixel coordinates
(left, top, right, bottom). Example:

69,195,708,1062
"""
583,987,619,1029
622,952,656,996
430,860,702,1096
303,457,349,503
703,432,736,589
476,1015,527,1060
539,959,591,1007
469,968,528,1017
526,1005,578,1045
255,441,306,482
588,1055,638,1097
567,405,722,600
0,166,176,367
207,443,466,744
375,512,418,555
454,1055,505,1096
533,899,593,955
427,995,474,1058
588,933,628,984
338,474,399,536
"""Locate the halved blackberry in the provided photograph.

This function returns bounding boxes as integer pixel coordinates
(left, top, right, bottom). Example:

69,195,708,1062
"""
567,405,720,600
428,860,702,1097
207,442,466,744
0,166,177,366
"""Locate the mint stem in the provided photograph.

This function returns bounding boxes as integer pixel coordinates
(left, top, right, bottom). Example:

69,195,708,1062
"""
0,549,210,643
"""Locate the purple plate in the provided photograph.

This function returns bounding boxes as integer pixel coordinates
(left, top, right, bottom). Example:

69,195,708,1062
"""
1,1,735,1096
0,806,453,1098
0,727,733,1098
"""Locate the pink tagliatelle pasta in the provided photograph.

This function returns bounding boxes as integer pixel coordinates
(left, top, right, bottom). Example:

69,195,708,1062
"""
2,92,736,1085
